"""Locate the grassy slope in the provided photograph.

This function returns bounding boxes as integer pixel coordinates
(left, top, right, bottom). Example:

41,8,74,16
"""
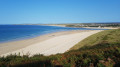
0,29,120,67
71,29,120,50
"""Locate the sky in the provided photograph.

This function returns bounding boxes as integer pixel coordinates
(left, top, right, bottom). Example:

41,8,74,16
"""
0,0,120,24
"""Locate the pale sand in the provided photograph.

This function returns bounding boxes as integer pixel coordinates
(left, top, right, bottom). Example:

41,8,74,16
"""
0,30,103,57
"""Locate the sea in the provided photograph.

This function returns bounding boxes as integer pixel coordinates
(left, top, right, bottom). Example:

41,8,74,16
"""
0,25,107,43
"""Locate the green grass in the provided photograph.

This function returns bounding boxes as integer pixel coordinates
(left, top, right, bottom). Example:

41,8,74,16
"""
0,29,120,67
70,29,120,50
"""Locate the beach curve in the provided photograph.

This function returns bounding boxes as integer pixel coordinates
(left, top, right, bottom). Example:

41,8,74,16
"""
0,30,103,57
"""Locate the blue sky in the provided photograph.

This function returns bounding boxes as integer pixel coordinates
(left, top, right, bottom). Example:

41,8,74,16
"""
0,0,120,24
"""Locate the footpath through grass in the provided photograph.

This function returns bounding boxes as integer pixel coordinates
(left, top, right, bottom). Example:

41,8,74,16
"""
0,29,120,67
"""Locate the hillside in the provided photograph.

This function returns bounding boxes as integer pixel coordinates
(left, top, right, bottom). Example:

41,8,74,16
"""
0,29,120,67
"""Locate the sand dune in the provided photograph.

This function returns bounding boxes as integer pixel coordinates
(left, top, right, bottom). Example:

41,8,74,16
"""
0,30,102,57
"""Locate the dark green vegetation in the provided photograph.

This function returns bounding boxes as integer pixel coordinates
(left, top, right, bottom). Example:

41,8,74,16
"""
65,23,120,27
0,29,120,67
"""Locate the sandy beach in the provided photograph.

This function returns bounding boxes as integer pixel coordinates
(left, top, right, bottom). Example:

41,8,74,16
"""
0,30,103,57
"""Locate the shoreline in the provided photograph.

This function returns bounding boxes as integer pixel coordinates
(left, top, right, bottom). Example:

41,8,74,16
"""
41,24,120,29
0,30,103,57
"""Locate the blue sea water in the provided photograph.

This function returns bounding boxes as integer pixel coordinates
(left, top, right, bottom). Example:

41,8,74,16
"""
0,25,107,43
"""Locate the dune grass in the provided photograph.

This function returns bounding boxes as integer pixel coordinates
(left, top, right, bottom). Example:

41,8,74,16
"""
0,29,120,67
70,29,120,50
